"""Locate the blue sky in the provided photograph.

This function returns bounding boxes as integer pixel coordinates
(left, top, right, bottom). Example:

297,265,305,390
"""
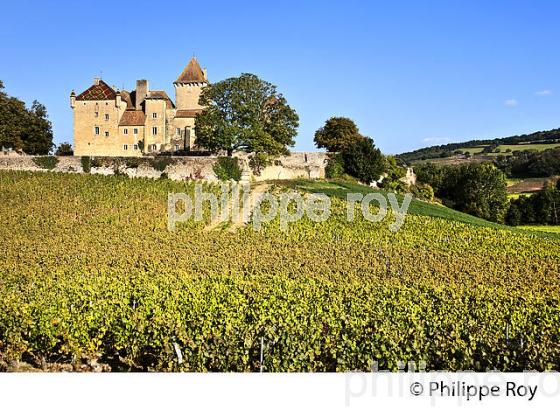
1,0,560,154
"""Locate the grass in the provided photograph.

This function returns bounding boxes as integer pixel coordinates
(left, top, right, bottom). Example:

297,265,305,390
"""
277,179,560,240
519,225,560,234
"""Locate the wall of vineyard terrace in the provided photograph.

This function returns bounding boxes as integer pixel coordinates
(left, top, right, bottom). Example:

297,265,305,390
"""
0,152,329,181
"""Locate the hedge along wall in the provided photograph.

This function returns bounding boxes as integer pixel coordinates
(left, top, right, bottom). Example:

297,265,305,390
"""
0,153,328,181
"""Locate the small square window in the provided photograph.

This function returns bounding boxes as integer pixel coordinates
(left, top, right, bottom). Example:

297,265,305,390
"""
152,113,157,119
133,128,138,135
105,131,109,137
152,127,157,135
94,126,100,135
123,144,128,150
123,128,128,135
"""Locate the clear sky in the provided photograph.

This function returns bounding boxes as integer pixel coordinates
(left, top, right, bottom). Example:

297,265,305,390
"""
1,0,560,154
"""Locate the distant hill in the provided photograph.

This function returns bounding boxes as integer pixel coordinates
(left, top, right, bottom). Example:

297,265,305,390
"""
398,128,560,163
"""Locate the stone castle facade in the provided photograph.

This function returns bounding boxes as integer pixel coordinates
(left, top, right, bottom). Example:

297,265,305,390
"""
71,57,208,157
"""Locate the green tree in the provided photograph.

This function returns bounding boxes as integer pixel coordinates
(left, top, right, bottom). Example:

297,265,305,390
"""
453,163,509,223
341,137,386,184
195,73,298,156
0,80,53,154
314,117,362,152
55,142,73,156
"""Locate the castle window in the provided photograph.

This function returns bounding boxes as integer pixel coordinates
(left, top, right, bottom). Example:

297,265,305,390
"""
152,127,157,135
176,128,180,136
105,114,109,120
94,112,99,118
133,128,138,135
123,128,128,135
149,144,157,151
175,144,179,151
123,144,128,150
94,127,100,135
133,144,138,150
105,131,109,137
152,113,157,119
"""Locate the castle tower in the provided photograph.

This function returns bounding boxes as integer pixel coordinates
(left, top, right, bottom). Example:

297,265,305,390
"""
174,56,208,110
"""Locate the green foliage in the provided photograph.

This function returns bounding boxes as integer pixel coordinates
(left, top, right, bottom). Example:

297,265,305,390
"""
248,152,271,176
507,184,560,226
81,156,91,173
0,171,559,371
410,183,435,202
54,142,73,156
91,157,104,168
213,157,242,181
150,157,175,172
415,162,509,223
341,137,386,184
195,73,299,155
379,156,407,192
32,156,59,170
125,157,141,169
314,117,363,152
325,154,345,179
0,81,53,154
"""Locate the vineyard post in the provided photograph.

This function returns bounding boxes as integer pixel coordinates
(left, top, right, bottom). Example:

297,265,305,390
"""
260,337,264,373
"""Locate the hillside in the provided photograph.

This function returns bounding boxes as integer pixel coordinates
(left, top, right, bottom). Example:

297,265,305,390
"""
398,128,560,163
1,170,559,371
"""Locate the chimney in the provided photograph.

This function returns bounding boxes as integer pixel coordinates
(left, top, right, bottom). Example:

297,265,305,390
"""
70,90,76,108
115,91,122,107
203,68,207,81
93,77,100,85
135,79,148,110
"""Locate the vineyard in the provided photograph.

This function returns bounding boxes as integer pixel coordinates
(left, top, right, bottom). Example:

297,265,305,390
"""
0,170,559,371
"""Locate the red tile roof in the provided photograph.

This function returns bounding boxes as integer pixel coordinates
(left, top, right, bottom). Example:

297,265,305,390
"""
76,80,117,101
175,109,203,118
175,57,207,84
118,110,146,126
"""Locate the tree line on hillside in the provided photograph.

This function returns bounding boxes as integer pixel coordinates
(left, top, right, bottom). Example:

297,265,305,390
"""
494,148,560,178
398,129,560,163
507,180,560,226
0,80,54,154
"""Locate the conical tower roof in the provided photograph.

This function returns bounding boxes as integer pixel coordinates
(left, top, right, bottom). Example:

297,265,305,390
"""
175,56,207,84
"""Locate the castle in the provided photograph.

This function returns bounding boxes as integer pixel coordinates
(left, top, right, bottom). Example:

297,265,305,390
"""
70,57,208,157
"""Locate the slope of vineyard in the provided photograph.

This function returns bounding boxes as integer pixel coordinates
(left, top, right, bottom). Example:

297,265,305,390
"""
0,170,559,371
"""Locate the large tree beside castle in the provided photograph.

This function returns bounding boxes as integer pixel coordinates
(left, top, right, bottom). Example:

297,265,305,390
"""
195,74,299,156
0,80,53,154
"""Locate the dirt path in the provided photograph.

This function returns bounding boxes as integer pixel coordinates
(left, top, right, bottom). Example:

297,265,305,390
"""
204,182,271,232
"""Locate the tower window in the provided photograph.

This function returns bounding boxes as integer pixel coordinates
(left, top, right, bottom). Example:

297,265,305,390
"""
133,144,138,150
152,113,157,119
105,114,109,120
94,112,99,118
105,131,109,137
123,144,128,150
94,126,100,135
123,128,128,135
152,127,157,135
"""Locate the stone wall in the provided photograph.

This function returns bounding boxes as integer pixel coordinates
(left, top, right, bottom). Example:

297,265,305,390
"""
0,153,329,182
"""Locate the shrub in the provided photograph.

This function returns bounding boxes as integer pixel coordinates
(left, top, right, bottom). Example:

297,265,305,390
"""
125,158,141,169
91,157,104,168
150,157,175,172
411,183,434,201
81,156,91,173
32,156,59,170
249,152,271,176
213,157,242,181
325,154,345,179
